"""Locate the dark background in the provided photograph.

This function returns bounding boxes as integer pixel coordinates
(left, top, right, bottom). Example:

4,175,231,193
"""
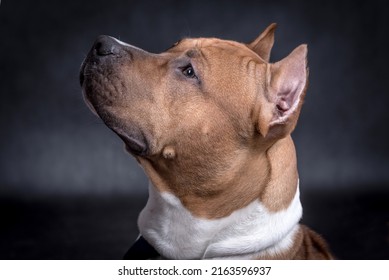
0,0,388,259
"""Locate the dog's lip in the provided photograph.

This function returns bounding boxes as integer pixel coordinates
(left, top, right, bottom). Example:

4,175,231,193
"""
111,126,148,156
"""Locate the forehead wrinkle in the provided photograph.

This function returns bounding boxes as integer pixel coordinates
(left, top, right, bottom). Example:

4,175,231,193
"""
180,40,211,69
184,39,203,57
193,41,212,71
202,41,266,67
185,49,200,58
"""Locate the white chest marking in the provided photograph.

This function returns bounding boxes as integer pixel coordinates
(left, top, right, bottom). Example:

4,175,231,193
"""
138,182,302,259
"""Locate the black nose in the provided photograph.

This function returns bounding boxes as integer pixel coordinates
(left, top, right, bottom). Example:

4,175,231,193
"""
93,35,121,56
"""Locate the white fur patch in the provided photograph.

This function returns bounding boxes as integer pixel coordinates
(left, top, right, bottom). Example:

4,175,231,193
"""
138,181,302,259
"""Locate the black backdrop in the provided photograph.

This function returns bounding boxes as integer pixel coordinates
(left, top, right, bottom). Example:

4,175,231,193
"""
0,0,388,259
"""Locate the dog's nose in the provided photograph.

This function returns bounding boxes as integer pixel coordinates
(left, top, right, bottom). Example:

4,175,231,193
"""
93,35,121,56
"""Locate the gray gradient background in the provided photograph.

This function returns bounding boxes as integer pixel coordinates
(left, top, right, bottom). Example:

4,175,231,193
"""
1,0,388,197
0,0,388,260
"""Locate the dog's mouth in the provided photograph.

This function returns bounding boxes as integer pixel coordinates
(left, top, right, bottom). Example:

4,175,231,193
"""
80,35,152,157
80,66,149,157
111,126,149,156
81,69,150,157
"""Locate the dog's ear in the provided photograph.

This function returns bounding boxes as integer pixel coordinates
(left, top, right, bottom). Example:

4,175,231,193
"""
257,44,308,139
247,23,277,62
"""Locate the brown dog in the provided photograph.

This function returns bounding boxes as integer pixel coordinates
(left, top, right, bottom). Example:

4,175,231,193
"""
80,23,333,259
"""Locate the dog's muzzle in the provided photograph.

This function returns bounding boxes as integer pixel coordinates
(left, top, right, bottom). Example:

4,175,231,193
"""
80,36,150,157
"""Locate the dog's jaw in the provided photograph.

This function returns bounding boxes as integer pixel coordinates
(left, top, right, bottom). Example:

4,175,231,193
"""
138,181,302,259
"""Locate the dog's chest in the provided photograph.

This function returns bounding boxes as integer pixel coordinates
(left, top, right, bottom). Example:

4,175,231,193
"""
138,182,302,259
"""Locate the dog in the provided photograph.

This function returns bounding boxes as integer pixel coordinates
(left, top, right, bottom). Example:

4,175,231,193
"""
80,23,333,259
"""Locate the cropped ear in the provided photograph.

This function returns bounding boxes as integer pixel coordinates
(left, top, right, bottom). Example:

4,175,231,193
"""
257,44,308,139
247,23,277,62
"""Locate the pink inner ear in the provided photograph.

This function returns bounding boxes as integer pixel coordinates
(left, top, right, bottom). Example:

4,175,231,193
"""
277,99,291,112
276,86,299,116
271,88,301,125
269,44,307,125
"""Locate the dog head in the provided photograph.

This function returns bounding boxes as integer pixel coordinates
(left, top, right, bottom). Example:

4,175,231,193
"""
80,23,308,217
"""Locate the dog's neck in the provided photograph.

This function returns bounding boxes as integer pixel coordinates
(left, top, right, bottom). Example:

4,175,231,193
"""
138,180,302,259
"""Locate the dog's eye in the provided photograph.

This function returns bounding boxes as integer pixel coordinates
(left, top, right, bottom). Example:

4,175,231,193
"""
182,65,196,79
